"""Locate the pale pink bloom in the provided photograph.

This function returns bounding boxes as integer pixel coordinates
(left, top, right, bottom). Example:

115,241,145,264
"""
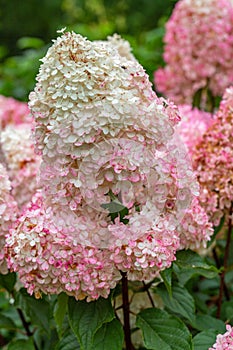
193,87,233,225
6,32,213,300
1,124,41,208
97,34,137,62
0,95,31,128
209,325,233,350
0,164,18,274
176,105,213,155
154,0,233,104
178,197,213,250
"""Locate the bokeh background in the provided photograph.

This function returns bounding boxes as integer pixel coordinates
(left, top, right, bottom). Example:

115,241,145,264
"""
0,0,177,101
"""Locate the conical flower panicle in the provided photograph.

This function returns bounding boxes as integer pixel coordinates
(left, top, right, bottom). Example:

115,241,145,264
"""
154,0,233,105
6,32,213,301
193,87,233,225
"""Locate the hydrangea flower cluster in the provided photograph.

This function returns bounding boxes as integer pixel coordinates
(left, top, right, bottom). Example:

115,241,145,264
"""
6,32,212,301
209,325,233,350
193,87,233,226
0,95,41,209
1,124,41,208
176,105,213,155
154,0,233,104
0,95,32,128
0,164,18,273
0,96,41,272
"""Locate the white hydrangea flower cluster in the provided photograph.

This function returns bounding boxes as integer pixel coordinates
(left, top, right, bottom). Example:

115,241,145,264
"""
6,32,212,301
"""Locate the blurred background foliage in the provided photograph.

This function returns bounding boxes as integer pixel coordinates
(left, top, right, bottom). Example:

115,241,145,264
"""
0,0,177,101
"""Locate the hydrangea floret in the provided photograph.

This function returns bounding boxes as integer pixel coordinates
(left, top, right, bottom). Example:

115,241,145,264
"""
154,0,233,105
6,31,213,301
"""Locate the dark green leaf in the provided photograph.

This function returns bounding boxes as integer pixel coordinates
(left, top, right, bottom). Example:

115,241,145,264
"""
157,283,195,324
55,329,81,350
192,315,225,332
173,250,219,285
8,338,34,350
68,296,114,350
193,330,219,350
136,308,193,350
160,267,172,297
207,216,225,247
220,300,233,322
91,319,124,350
0,313,16,329
18,289,51,334
192,88,203,109
0,272,16,292
54,293,68,337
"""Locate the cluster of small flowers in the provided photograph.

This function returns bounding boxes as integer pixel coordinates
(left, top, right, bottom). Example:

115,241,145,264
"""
209,325,233,350
176,105,213,155
6,32,212,300
0,164,18,273
0,96,41,272
154,0,233,104
192,87,233,226
0,95,32,128
1,123,41,208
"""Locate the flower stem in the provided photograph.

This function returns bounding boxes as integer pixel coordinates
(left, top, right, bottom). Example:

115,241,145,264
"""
121,271,134,350
17,308,39,350
142,281,155,308
216,204,233,318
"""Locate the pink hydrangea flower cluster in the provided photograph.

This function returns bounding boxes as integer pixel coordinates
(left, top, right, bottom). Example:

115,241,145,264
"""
1,124,41,208
209,325,233,350
0,95,32,128
6,32,212,301
154,0,233,104
176,105,213,155
0,96,41,272
0,164,18,273
0,95,41,209
193,87,233,226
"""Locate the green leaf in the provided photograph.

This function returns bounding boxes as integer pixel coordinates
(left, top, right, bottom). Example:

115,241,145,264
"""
192,315,225,332
17,36,44,49
101,200,126,213
8,338,34,350
0,313,16,329
192,88,203,109
55,329,81,350
173,250,219,285
54,293,68,337
91,319,124,350
0,272,16,292
157,283,196,324
207,216,225,248
193,330,219,350
18,288,51,334
160,267,172,297
221,300,233,322
136,308,193,350
68,296,115,350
